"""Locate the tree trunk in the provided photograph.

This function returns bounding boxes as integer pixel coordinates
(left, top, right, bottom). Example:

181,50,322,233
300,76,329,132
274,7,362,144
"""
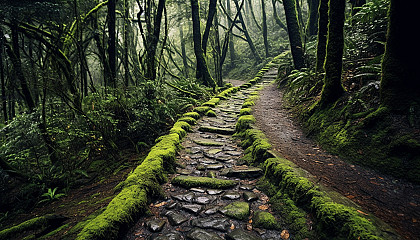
315,0,328,72
107,0,117,88
178,1,189,77
0,29,7,123
233,0,262,63
145,0,166,81
272,0,288,32
380,0,419,114
282,0,305,69
307,0,320,36
191,0,215,87
261,0,269,58
226,0,236,67
319,0,345,107
202,0,217,53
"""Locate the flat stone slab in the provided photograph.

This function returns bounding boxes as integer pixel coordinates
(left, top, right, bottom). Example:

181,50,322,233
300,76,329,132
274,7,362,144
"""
172,176,238,189
191,217,231,232
165,211,188,226
226,166,263,178
182,204,204,214
172,192,195,202
146,218,166,232
193,139,224,146
193,195,216,205
243,191,258,202
226,229,263,240
186,228,223,240
152,231,183,240
222,191,241,200
198,125,235,135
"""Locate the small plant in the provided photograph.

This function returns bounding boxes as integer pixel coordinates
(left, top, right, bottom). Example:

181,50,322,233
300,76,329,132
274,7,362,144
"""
38,187,66,204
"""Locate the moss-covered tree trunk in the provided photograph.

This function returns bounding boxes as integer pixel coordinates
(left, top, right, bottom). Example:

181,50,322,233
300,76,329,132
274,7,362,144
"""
315,0,328,72
107,0,116,88
380,0,420,114
226,0,236,67
272,0,288,32
319,0,345,107
202,0,217,53
282,0,305,69
191,0,215,87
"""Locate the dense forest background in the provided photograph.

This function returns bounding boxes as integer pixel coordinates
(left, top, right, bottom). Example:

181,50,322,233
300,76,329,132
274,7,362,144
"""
0,0,419,237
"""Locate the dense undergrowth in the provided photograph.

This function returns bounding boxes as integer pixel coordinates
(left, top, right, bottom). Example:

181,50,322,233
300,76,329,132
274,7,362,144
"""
276,0,420,184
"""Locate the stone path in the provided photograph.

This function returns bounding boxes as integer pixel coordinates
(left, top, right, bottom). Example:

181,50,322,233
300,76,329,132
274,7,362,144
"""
123,70,289,240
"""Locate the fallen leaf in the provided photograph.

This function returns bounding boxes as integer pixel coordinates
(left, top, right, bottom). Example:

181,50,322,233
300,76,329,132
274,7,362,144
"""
153,202,168,207
346,195,355,199
258,205,269,210
230,223,235,230
357,210,369,216
413,218,418,223
280,229,290,239
248,219,253,224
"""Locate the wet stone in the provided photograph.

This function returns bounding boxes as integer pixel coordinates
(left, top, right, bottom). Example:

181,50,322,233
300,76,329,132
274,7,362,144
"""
220,201,250,220
225,150,242,156
186,228,223,240
190,217,231,232
239,184,254,191
243,191,258,202
189,153,203,159
226,229,263,240
193,139,224,146
190,188,206,193
206,164,224,170
182,204,204,214
226,166,263,178
193,195,216,205
204,207,219,215
207,189,223,195
172,192,195,202
177,169,193,175
199,159,218,164
165,201,178,210
146,218,166,232
152,231,183,240
222,191,241,200
207,149,223,155
165,211,188,226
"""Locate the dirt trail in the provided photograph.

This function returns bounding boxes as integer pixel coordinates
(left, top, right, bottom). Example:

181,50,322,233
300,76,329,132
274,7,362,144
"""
253,80,420,240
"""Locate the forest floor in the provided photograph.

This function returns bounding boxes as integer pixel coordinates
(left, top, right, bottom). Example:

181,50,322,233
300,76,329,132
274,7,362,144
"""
251,82,420,240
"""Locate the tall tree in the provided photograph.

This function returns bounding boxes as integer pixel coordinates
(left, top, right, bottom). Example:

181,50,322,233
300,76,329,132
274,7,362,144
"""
319,0,345,107
0,29,6,123
261,0,269,57
190,0,215,87
307,0,320,36
202,0,217,53
233,0,261,62
315,0,328,72
380,0,419,114
272,0,288,32
283,0,305,69
226,0,236,67
107,0,117,88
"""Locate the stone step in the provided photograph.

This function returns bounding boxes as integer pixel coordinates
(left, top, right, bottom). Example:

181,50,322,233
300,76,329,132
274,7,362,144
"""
198,125,236,135
172,175,238,189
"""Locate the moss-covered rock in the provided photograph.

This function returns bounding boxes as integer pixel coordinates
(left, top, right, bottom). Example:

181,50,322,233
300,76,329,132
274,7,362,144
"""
205,109,217,117
202,98,221,107
172,176,238,189
253,211,278,229
193,106,211,115
236,115,256,132
178,116,197,125
192,139,224,146
183,111,200,120
198,126,235,135
239,108,252,116
221,201,250,220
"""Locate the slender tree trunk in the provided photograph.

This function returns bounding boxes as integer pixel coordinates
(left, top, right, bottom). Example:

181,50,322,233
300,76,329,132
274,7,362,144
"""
202,0,217,53
191,0,215,87
108,0,117,87
177,2,189,77
261,0,269,57
283,0,305,69
233,0,261,62
380,0,419,114
145,0,166,81
0,29,7,123
307,0,319,36
319,0,345,107
272,0,288,32
246,0,261,31
226,0,236,67
315,0,328,72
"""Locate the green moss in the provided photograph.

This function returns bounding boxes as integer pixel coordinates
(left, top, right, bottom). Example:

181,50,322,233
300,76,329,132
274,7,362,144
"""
193,106,211,115
192,139,224,146
235,115,256,132
177,116,197,125
77,186,148,240
202,97,221,107
221,201,250,220
172,175,238,189
242,100,255,108
253,211,278,229
169,121,191,138
0,215,49,240
239,108,252,116
205,109,217,117
182,112,200,120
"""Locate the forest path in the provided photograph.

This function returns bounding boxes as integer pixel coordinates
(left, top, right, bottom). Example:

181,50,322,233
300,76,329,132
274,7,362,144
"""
124,71,291,240
253,81,420,239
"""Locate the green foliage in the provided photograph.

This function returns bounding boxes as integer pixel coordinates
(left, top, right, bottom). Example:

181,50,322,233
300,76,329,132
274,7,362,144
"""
283,68,322,104
38,187,66,204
